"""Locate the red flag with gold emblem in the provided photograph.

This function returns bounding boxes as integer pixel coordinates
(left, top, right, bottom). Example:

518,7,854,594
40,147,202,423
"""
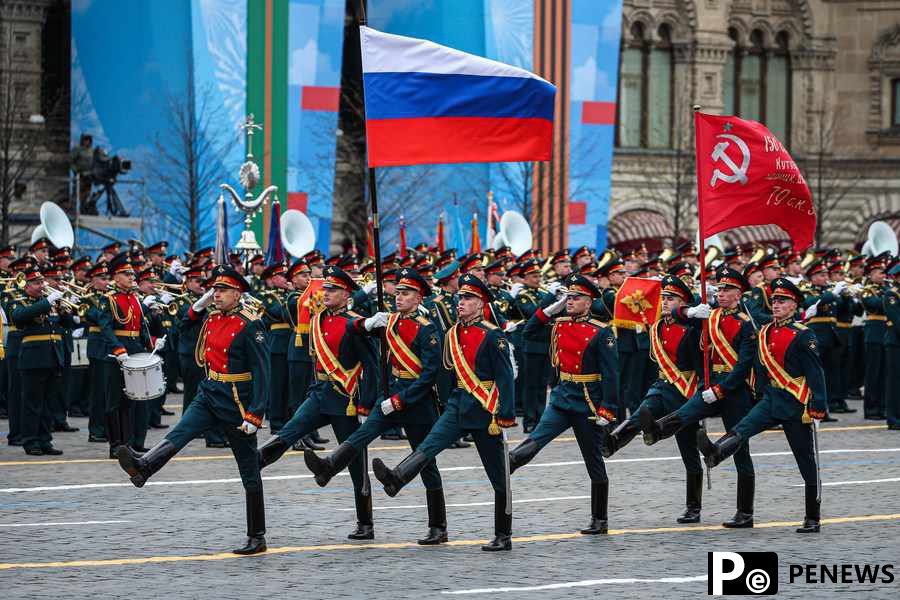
613,277,662,332
296,278,326,328
695,112,816,252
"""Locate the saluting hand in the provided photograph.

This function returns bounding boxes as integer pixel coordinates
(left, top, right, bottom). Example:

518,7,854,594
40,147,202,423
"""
192,289,215,312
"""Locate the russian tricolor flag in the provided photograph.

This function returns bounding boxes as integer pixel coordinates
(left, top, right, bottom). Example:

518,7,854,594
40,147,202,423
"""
360,26,556,168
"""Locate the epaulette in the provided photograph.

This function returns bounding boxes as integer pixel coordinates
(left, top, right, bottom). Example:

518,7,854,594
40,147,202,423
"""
480,320,498,330
737,313,750,321
556,316,573,323
589,318,609,328
239,307,260,321
416,315,431,326
792,322,808,330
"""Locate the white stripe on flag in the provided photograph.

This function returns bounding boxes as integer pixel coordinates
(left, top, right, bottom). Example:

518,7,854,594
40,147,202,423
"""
360,26,549,83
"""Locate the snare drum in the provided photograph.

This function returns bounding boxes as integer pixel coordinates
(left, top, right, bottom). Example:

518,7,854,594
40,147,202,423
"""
72,338,89,367
121,353,166,401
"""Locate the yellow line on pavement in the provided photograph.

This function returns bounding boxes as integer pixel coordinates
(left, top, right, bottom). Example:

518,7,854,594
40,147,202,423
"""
0,425,887,468
1,512,897,571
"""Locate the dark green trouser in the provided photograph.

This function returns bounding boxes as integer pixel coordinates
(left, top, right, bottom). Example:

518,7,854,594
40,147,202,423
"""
21,368,62,451
179,355,224,444
87,358,108,438
529,403,608,482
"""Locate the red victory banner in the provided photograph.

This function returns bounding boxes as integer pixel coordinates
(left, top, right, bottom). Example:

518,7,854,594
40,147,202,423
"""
613,277,662,333
694,112,816,252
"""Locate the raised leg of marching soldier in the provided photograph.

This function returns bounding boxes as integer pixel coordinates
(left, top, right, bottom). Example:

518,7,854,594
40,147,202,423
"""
118,388,266,554
287,360,325,451
180,353,226,447
258,394,373,539
306,406,446,544
86,358,108,442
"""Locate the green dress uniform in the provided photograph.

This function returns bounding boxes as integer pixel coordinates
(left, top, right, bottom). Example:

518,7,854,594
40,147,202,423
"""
3,292,25,445
514,282,554,430
884,283,900,430
801,278,841,416
426,289,458,413
862,284,888,419
604,275,705,522
10,292,77,454
285,289,315,432
699,278,827,534
260,289,292,432
116,264,272,555
82,286,111,441
831,287,858,412
257,267,379,540
508,274,619,534
305,269,448,544
373,274,516,551
744,284,773,321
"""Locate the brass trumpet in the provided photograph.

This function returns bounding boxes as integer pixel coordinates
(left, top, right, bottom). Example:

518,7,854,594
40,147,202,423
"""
43,286,89,317
0,272,26,289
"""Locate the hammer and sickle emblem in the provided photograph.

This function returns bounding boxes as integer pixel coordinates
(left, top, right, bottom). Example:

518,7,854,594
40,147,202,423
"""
709,133,750,187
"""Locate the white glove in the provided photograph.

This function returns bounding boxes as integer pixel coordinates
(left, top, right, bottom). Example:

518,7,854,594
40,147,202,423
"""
153,336,166,353
504,320,520,333
46,290,64,304
169,261,188,281
705,283,717,299
686,303,712,319
544,295,568,317
192,289,215,312
832,281,848,295
547,281,563,295
851,283,864,295
804,301,819,320
72,328,84,339
114,352,129,365
509,283,524,298
362,281,377,295
142,294,157,307
238,421,258,435
364,311,389,331
702,388,718,404
381,398,396,415
159,292,174,304
595,415,610,427
67,294,80,305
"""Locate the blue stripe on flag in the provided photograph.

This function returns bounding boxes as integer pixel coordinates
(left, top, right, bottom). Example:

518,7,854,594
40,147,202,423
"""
363,72,555,121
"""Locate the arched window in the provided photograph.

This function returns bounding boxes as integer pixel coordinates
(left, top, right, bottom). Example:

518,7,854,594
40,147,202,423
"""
724,28,792,145
616,22,674,148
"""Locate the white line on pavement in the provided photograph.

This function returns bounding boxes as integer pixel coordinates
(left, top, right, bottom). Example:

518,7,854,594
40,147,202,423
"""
336,495,591,511
442,575,708,594
0,520,131,528
3,447,899,494
791,477,900,487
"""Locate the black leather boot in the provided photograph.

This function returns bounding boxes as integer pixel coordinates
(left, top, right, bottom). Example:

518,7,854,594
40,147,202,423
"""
723,475,755,528
676,472,703,523
697,430,743,469
347,490,374,540
642,412,683,446
373,451,429,497
796,484,820,533
258,436,290,470
580,481,608,534
602,419,640,458
304,442,357,487
482,493,512,551
233,488,267,554
508,438,539,474
418,488,448,545
116,439,177,488
310,429,329,444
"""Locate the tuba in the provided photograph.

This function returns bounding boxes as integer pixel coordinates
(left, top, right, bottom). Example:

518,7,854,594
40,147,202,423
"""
31,202,74,248
498,211,533,258
280,209,316,258
862,221,899,257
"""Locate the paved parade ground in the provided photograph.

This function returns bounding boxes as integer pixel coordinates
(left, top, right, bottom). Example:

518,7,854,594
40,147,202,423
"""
2,396,899,599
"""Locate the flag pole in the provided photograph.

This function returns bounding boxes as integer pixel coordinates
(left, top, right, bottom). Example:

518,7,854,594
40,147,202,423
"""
359,2,391,405
693,104,713,491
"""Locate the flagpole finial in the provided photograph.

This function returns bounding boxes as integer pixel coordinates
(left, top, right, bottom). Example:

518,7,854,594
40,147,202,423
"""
692,105,702,112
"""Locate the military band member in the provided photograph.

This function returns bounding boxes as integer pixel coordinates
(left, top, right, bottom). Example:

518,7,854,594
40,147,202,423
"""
258,263,292,433
829,260,858,414
510,259,554,432
0,244,14,421
698,278,827,534
9,266,76,455
41,263,80,435
284,259,329,451
847,254,868,398
372,274,516,551
603,275,706,523
305,268,449,545
547,250,572,282
507,274,619,534
862,258,888,420
117,265,270,554
641,267,761,527
99,253,161,457
885,264,900,431
801,259,844,421
256,266,379,540
3,257,37,446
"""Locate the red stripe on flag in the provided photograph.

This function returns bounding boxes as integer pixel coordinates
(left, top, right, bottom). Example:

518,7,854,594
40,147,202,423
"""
366,117,553,167
287,192,308,213
568,201,587,225
301,86,340,112
582,101,616,125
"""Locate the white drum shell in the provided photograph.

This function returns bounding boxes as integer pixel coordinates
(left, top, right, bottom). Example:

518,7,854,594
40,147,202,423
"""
121,353,166,401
